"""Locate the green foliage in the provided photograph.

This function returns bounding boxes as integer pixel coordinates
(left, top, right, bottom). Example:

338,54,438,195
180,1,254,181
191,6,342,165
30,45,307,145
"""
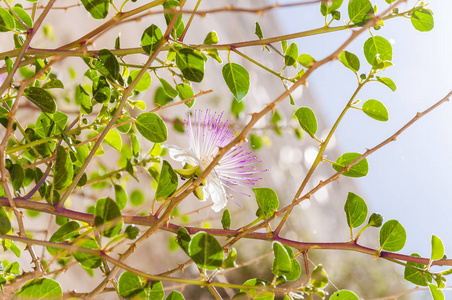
376,77,397,91
24,87,57,113
431,235,445,261
362,99,389,122
332,152,369,177
0,205,11,234
404,253,432,286
379,219,406,252
135,112,168,143
94,197,123,238
188,232,223,270
118,272,164,300
53,146,73,190
339,51,360,73
253,188,279,218
222,63,250,101
272,241,292,276
15,278,62,299
221,209,231,229
344,192,368,228
80,0,109,19
321,0,343,16
155,160,178,200
348,0,374,26
363,36,392,67
175,48,206,82
411,8,434,32
284,43,298,67
294,107,318,139
329,290,359,300
141,25,163,54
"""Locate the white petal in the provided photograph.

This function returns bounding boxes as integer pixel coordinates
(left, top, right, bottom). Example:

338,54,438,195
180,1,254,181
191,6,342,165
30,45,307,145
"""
166,145,199,166
205,176,228,212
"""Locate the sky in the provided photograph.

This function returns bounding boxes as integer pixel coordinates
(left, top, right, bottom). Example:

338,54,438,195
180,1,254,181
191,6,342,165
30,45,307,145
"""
278,0,452,297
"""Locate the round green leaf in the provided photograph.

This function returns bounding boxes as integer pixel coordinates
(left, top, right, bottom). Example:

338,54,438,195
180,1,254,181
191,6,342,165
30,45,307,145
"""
294,107,318,138
128,70,151,92
114,184,128,210
329,290,359,300
135,112,167,143
188,232,223,270
47,221,81,256
362,99,389,122
321,0,343,16
80,0,109,19
203,31,219,45
54,146,73,190
15,278,62,299
339,51,360,73
297,53,316,68
368,213,383,227
176,227,191,255
283,258,301,281
94,197,123,238
284,43,298,67
130,189,145,206
159,78,178,98
272,241,292,276
155,160,178,200
348,0,374,26
10,164,24,192
221,209,231,230
124,225,140,240
411,8,434,32
141,24,163,54
97,49,119,79
175,48,206,83
253,188,279,218
166,291,185,300
429,283,445,300
344,192,368,228
176,83,195,108
72,236,102,269
104,128,122,151
222,63,250,101
379,219,406,252
24,87,57,113
12,6,33,30
431,235,445,261
0,8,15,32
404,253,432,286
0,205,12,235
376,77,397,92
363,36,392,66
332,152,369,178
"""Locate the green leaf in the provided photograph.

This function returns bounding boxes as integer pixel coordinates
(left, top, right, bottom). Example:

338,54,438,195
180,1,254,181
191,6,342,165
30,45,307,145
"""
104,128,122,151
124,225,139,239
176,227,191,254
15,278,62,299
231,98,245,118
311,265,328,288
344,192,368,228
376,77,397,92
130,189,145,206
368,213,383,227
294,107,317,138
363,36,392,66
12,6,32,30
283,258,301,281
339,51,360,73
175,48,206,83
5,261,20,274
297,53,316,68
114,184,128,210
321,0,343,16
221,209,231,230
284,43,298,67
176,83,195,108
76,85,92,114
159,78,178,98
54,146,73,190
141,24,163,55
47,221,81,256
94,197,123,238
92,76,111,103
0,205,11,235
118,272,163,299
42,78,64,89
135,112,168,143
97,49,119,79
379,219,406,252
431,235,445,261
222,248,237,269
404,253,431,286
155,160,178,200
272,241,292,275
332,152,369,177
241,279,274,300
222,63,250,101
203,31,218,45
429,284,445,300
253,188,279,218
348,0,374,26
255,22,264,39
411,8,434,32
24,87,56,113
329,290,359,300
362,99,389,122
0,8,15,32
80,0,109,19
10,164,24,192
128,70,152,92
188,232,223,270
166,291,185,300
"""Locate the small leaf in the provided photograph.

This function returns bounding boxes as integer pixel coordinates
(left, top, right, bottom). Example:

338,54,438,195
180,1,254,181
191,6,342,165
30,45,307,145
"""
377,77,397,91
297,53,316,68
94,197,123,238
130,189,145,206
0,205,12,235
222,248,237,269
294,107,317,138
54,146,73,190
362,99,389,122
76,85,92,114
92,76,111,103
141,24,163,54
135,112,167,143
368,213,383,227
114,184,128,210
231,98,245,118
284,258,301,281
155,160,178,200
329,290,359,300
4,261,20,274
221,209,231,229
379,219,406,252
24,87,56,113
363,36,392,66
272,241,292,275
104,128,122,151
411,8,434,32
124,225,140,240
47,221,81,256
321,0,344,16
203,31,218,45
176,83,195,108
166,291,185,300
284,43,298,67
97,49,119,79
176,227,191,254
15,278,62,299
42,78,64,89
348,0,374,26
159,78,178,98
222,63,250,101
431,235,445,261
344,192,368,228
188,232,223,270
118,271,158,299
332,152,369,178
10,164,24,192
0,8,15,32
253,188,279,218
128,70,151,92
404,253,431,286
429,284,445,300
339,51,360,73
255,22,264,39
175,48,206,83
